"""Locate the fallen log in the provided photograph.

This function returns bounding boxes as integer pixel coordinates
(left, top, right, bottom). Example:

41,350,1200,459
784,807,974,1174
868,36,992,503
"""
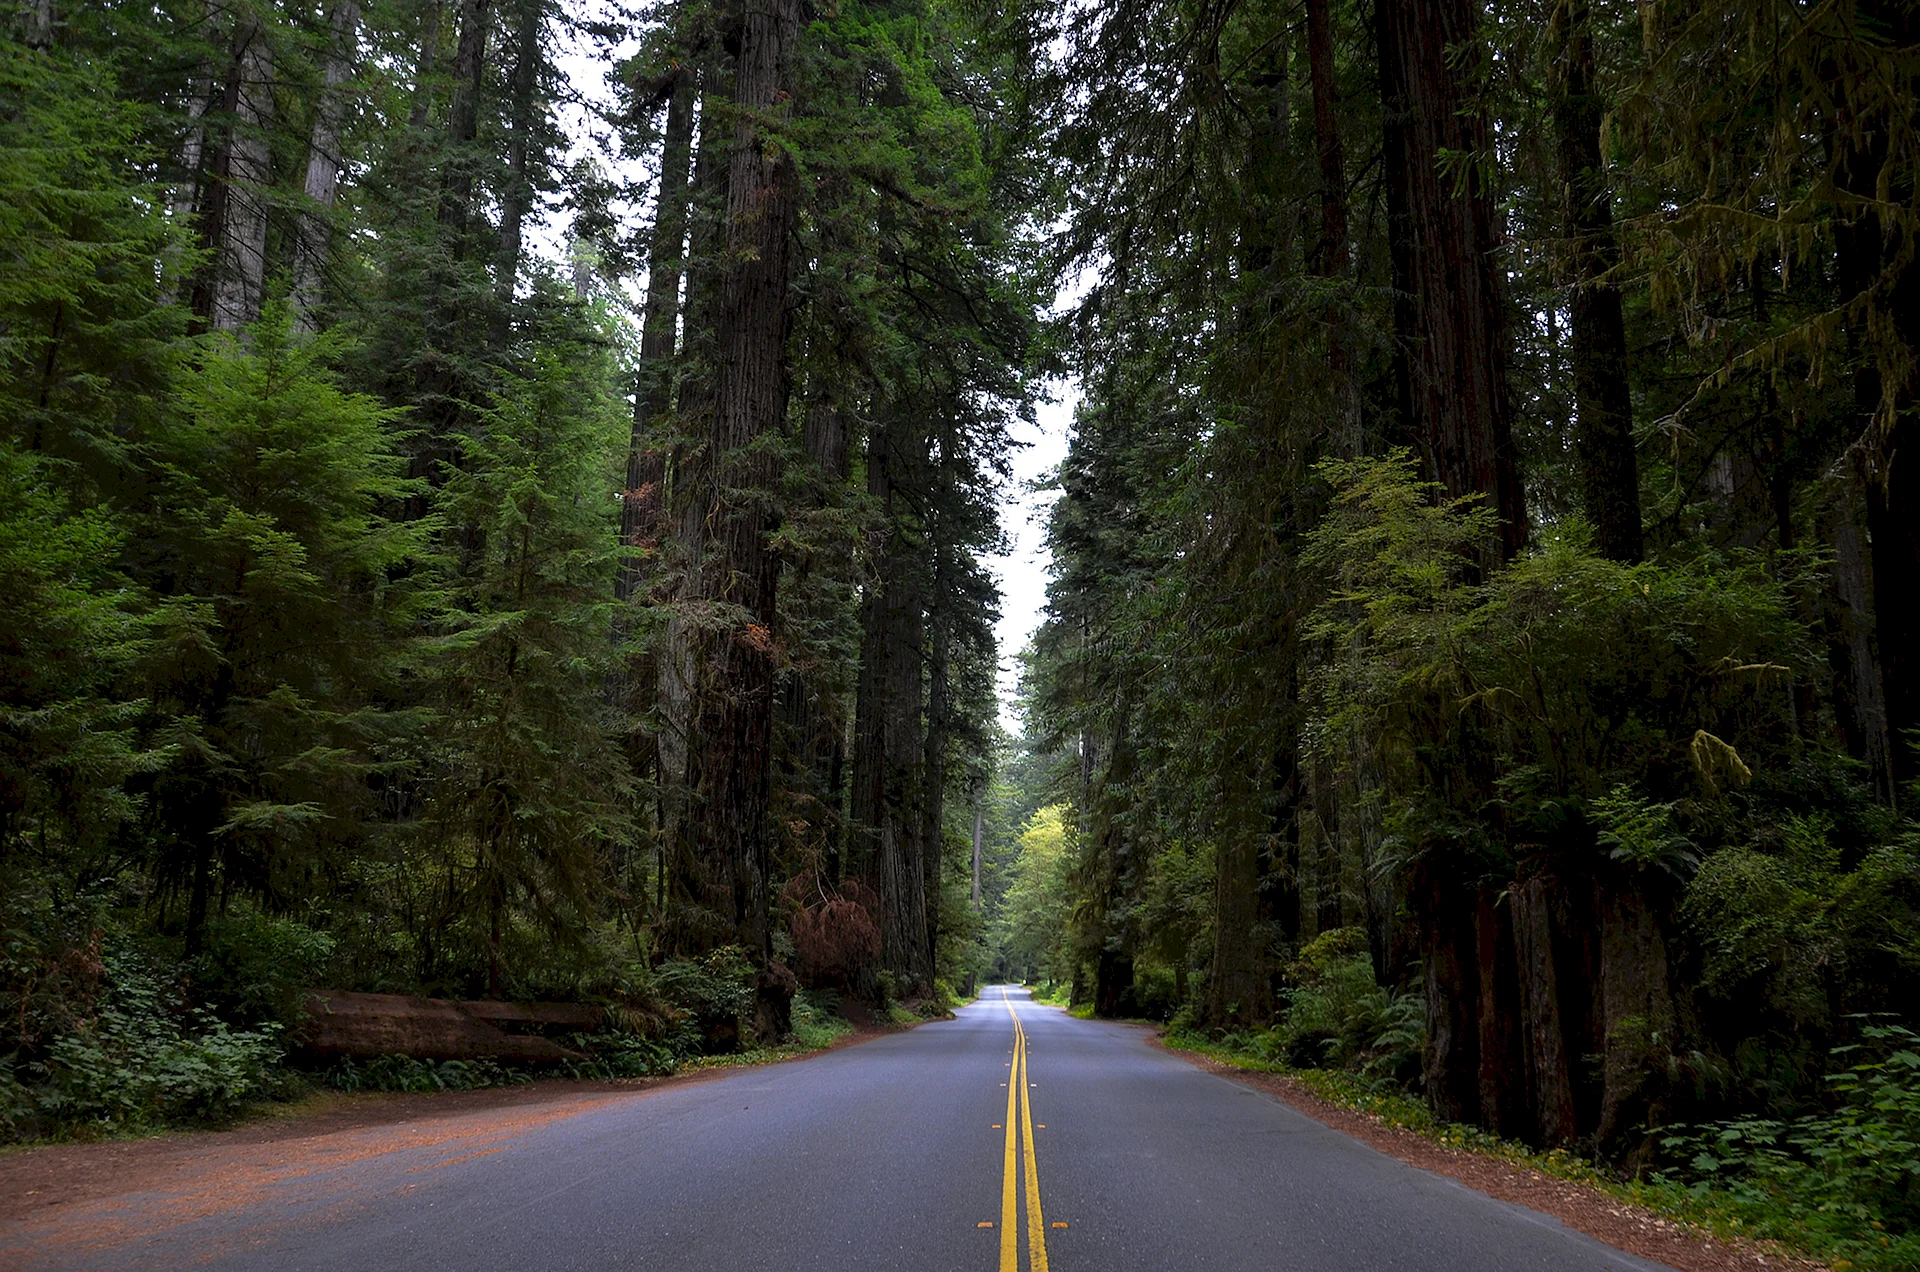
299,991,587,1063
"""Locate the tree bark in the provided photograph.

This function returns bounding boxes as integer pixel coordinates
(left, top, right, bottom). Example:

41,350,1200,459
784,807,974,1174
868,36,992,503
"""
1206,761,1269,1029
1474,889,1524,1137
619,70,697,603
438,0,490,236
683,0,804,971
1377,0,1526,559
1512,876,1577,1146
292,0,361,334
491,0,543,347
970,776,985,911
852,417,933,994
208,14,274,332
1595,881,1676,1164
1304,0,1359,457
1551,0,1641,561
922,551,951,972
1820,473,1894,801
1416,860,1479,1123
1831,0,1920,794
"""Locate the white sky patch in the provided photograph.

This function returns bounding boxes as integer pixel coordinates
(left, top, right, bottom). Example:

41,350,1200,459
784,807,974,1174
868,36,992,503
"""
987,381,1075,733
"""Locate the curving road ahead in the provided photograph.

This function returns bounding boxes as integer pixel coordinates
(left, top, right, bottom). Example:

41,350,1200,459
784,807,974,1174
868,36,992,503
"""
6,986,1670,1271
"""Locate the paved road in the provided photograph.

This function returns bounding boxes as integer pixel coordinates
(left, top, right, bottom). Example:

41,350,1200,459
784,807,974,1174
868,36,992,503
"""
8,986,1669,1271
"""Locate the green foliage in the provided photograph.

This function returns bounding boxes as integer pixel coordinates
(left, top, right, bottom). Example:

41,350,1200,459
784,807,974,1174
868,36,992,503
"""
1655,1024,1920,1268
325,1054,531,1094
5,941,283,1138
654,947,758,1053
0,39,185,484
1592,786,1700,879
187,909,339,1031
995,806,1078,986
0,444,155,854
407,343,634,991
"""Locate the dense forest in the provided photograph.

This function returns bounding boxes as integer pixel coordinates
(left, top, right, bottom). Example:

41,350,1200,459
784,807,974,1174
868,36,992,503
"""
4,0,1920,1258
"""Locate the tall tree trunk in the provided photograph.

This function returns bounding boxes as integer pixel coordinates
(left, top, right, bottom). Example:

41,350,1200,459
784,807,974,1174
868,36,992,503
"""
491,0,543,348
620,69,697,603
970,775,985,911
1832,0,1920,795
1417,860,1479,1123
438,0,490,237
407,0,445,130
1512,875,1577,1146
683,0,803,998
1378,0,1523,1122
922,556,951,972
1595,881,1676,1165
853,417,933,994
1304,0,1359,457
291,0,360,334
657,93,731,951
209,14,274,332
1206,761,1269,1029
1377,0,1526,559
1821,474,1895,801
1475,890,1525,1137
1551,0,1641,562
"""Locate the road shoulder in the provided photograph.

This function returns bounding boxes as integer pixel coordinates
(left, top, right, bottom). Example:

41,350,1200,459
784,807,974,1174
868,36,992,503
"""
1159,1040,1824,1272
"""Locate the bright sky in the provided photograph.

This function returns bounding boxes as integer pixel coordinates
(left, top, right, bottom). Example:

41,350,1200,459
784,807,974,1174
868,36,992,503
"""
988,384,1073,732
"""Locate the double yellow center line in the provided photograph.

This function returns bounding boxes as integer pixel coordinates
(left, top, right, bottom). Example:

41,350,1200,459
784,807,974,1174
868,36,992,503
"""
999,988,1048,1272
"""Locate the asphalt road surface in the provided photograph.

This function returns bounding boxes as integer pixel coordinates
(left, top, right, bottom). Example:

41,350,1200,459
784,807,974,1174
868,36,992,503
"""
7,986,1671,1271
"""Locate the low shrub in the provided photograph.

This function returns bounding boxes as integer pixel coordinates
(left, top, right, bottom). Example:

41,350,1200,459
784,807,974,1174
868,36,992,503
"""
1653,1021,1920,1268
8,941,284,1137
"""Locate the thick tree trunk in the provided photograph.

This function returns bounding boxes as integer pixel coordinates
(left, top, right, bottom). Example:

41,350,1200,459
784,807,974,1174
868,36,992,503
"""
1832,0,1920,794
1377,0,1526,559
657,96,731,945
291,0,360,334
1092,704,1137,1017
1417,861,1479,1123
1206,764,1268,1029
852,417,932,993
1304,0,1359,457
1305,0,1348,281
1595,881,1676,1164
683,0,804,974
1474,890,1524,1137
1821,474,1894,801
1512,876,1577,1146
619,71,697,603
922,567,951,970
970,777,985,911
491,0,543,347
438,0,490,236
1552,0,1641,562
209,15,274,332
1378,0,1522,1123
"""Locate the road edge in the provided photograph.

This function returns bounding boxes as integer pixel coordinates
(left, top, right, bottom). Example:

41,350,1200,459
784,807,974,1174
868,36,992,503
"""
1153,1037,1826,1272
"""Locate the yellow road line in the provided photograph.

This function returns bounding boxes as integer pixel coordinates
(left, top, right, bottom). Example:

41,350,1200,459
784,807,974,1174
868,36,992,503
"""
1020,1028,1049,1272
997,988,1048,1272
1000,990,1019,1272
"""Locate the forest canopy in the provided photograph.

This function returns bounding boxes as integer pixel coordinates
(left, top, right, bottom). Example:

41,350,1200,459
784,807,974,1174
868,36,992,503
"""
4,0,1920,1260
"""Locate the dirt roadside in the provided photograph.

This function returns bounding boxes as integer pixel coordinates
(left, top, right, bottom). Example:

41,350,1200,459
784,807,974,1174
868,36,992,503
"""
0,1019,891,1236
1163,1041,1824,1272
